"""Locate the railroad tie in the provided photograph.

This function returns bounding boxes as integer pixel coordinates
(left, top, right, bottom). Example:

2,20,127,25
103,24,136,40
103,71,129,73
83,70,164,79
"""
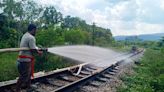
105,71,115,75
88,81,101,87
72,73,86,78
58,75,74,82
84,67,95,72
96,77,108,82
108,68,117,73
80,71,91,75
100,74,111,79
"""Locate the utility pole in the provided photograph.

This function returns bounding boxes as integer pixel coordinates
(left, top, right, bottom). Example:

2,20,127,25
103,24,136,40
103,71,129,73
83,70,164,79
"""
92,22,95,46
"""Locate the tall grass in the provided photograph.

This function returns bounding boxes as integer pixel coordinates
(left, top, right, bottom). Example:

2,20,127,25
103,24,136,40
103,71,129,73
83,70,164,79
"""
0,52,18,81
0,52,74,82
118,49,164,92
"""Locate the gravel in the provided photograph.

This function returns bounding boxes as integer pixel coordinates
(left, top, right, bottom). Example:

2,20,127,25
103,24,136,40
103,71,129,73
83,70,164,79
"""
74,52,143,92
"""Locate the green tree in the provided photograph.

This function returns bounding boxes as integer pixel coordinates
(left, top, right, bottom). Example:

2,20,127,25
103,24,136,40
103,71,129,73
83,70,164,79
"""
36,27,64,47
62,16,81,29
41,6,63,28
0,14,18,48
64,29,86,44
159,37,164,47
2,0,15,20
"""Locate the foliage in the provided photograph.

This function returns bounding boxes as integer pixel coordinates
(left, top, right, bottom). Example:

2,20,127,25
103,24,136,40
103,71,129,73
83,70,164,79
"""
41,6,62,27
0,52,74,82
64,29,87,44
0,52,18,81
36,27,65,47
118,49,164,92
0,0,113,48
0,14,19,48
158,37,164,47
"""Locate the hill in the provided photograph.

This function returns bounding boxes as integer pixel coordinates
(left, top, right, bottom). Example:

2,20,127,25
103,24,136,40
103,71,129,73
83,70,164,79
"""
114,33,164,41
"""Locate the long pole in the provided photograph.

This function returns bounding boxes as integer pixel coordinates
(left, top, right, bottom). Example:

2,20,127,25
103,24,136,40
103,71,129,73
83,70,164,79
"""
92,22,95,46
0,48,29,53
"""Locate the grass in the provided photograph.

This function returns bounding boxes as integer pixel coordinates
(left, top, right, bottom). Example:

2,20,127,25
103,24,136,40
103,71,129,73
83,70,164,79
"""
117,49,164,92
0,52,74,82
0,52,18,82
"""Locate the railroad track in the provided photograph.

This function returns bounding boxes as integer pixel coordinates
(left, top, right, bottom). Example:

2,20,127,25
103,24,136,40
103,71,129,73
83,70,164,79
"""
0,50,144,92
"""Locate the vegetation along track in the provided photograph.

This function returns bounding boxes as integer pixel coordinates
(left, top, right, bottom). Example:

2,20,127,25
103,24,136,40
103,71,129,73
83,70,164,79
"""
0,50,144,92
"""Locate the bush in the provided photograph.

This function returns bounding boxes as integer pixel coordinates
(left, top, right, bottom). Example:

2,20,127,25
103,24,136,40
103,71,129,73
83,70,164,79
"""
0,28,19,48
36,27,65,47
64,29,87,44
118,49,164,92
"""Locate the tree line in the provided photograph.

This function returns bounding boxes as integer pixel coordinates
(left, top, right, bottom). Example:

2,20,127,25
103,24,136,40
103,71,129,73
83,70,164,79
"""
0,0,113,48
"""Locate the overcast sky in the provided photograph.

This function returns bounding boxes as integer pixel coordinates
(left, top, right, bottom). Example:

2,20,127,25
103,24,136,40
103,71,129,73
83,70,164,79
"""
38,0,163,36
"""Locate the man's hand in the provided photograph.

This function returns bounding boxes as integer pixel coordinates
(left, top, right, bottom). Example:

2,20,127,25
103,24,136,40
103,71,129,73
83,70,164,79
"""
37,48,47,56
41,48,48,52
37,50,43,56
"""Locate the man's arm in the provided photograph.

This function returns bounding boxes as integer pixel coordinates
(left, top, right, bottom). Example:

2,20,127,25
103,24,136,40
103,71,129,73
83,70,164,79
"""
29,37,42,55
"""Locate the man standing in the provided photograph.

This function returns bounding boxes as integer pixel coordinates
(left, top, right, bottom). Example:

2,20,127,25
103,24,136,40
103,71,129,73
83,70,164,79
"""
16,24,42,92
